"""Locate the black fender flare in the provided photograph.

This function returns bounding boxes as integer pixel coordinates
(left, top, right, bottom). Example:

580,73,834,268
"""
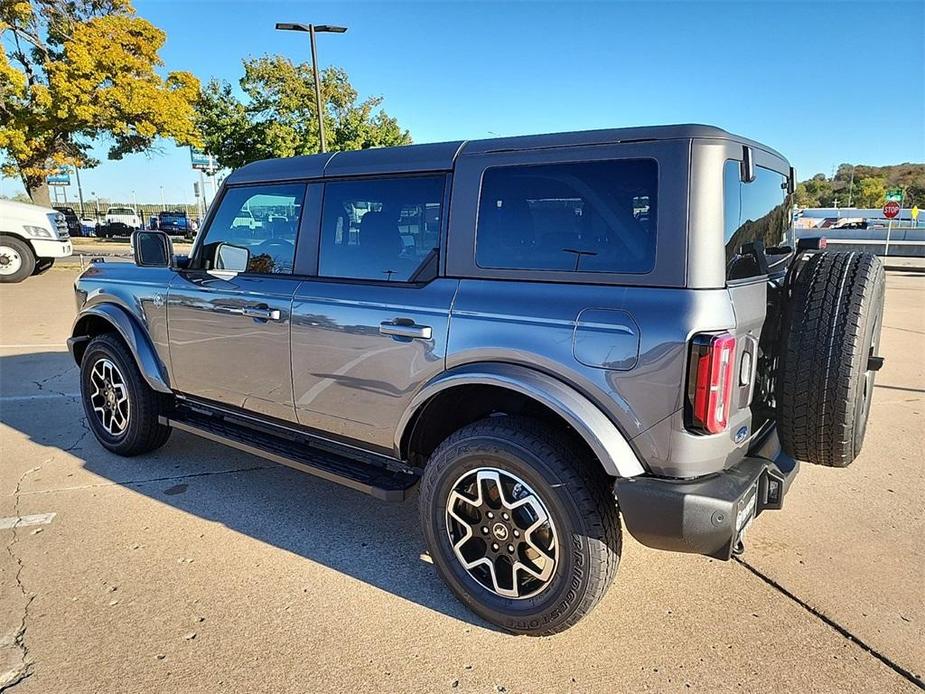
67,304,172,394
395,363,646,478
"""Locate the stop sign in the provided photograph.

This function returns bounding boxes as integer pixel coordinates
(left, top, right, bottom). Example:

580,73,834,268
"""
883,201,900,219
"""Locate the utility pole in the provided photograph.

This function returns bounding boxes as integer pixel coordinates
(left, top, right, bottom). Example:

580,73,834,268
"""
75,166,85,218
847,165,855,208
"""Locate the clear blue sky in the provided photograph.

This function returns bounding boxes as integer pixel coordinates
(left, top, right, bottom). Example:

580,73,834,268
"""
3,0,923,206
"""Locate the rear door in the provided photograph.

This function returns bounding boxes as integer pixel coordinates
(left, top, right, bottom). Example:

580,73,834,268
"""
289,175,455,453
721,150,794,428
167,183,307,423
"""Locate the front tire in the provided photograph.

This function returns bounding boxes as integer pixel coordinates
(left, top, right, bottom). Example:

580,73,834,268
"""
419,417,621,635
0,236,36,283
80,334,172,456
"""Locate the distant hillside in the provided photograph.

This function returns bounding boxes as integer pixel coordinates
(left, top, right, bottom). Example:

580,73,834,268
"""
796,163,925,208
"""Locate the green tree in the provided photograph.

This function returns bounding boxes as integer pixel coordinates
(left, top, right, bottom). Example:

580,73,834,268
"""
853,177,886,208
196,55,411,169
795,173,834,207
0,0,201,205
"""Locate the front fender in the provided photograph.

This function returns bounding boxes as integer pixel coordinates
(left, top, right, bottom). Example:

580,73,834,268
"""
68,304,172,394
396,363,646,478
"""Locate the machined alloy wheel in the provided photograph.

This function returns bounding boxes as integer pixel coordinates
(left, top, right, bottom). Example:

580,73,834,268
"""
446,467,558,599
420,417,622,635
88,357,131,436
0,244,23,276
79,333,171,456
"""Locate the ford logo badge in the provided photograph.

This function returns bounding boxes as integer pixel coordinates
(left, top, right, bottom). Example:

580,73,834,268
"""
734,426,749,444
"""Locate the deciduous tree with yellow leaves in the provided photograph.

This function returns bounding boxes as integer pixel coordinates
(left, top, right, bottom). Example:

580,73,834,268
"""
0,0,201,205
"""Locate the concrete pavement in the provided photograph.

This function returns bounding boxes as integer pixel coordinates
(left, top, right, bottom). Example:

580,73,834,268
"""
0,266,922,693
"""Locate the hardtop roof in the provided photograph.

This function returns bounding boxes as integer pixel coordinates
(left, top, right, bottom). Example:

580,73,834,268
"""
225,124,787,185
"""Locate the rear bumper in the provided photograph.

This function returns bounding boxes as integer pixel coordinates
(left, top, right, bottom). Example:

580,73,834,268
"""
614,428,798,560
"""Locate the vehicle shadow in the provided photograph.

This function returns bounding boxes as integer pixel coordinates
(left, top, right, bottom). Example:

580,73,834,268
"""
0,350,496,632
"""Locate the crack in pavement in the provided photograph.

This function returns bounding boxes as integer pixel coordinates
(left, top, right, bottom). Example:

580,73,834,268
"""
17,464,272,497
735,557,924,690
1,464,46,692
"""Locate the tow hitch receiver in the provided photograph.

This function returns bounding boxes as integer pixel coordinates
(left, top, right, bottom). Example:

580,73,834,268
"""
615,452,799,561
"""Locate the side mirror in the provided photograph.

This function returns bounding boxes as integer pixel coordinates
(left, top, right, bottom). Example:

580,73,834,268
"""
211,242,250,277
133,230,173,267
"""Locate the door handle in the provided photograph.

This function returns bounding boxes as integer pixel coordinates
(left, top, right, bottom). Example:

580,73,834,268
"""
379,320,432,340
242,306,281,321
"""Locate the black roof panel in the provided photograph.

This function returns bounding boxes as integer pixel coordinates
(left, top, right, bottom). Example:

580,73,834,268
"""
223,124,785,184
226,152,334,185
324,140,464,178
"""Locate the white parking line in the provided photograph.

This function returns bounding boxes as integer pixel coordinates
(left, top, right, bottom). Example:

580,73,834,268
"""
0,344,68,349
0,393,81,401
0,512,56,530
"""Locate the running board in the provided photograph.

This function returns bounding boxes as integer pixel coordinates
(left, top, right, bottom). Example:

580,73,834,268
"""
159,410,418,501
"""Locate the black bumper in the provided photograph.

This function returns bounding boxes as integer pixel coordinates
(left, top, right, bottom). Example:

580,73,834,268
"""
614,429,798,560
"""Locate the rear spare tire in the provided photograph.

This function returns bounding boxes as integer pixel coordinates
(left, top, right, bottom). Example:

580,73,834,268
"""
778,252,885,467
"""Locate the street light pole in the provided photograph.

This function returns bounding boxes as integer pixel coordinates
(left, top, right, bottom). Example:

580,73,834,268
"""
275,22,347,154
308,25,327,153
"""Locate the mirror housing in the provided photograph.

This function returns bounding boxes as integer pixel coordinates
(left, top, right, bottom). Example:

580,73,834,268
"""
133,230,173,268
212,243,250,276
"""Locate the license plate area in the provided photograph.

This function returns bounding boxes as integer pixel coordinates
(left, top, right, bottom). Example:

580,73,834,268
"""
736,482,759,539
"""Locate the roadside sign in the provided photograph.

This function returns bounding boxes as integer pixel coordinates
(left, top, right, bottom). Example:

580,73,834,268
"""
47,167,70,186
912,206,920,221
883,201,900,219
190,148,215,172
885,188,903,203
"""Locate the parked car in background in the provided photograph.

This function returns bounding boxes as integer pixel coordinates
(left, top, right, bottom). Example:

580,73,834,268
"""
0,198,73,282
54,206,82,237
80,218,98,236
156,210,192,238
104,206,140,229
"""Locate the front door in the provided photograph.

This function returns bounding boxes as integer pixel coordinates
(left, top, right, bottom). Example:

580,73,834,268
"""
290,175,454,453
168,182,307,423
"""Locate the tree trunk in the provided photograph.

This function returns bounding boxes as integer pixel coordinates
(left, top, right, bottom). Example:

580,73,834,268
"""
25,179,52,207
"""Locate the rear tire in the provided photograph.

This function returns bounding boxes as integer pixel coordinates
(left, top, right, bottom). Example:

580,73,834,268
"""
0,236,36,283
419,417,621,635
777,252,885,466
80,334,172,456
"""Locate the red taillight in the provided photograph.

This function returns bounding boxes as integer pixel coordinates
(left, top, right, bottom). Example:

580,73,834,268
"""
687,333,737,434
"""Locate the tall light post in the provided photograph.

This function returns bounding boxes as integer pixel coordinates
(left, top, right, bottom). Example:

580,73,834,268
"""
275,22,347,153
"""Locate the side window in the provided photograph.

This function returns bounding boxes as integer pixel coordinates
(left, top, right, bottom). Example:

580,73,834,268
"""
318,176,445,282
198,184,306,274
724,161,790,280
475,159,657,274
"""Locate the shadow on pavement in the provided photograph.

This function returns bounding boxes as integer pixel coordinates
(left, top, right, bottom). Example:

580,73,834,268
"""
0,350,494,631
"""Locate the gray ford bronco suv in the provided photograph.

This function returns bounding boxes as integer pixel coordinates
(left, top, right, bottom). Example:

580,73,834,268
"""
68,125,885,634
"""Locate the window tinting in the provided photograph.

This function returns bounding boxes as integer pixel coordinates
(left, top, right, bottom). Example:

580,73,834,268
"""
475,159,657,274
198,184,305,274
724,161,791,280
319,176,445,282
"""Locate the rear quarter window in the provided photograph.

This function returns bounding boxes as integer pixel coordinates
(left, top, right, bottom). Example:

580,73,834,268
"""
475,159,657,274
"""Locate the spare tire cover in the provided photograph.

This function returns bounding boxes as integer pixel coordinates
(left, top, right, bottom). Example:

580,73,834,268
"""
777,252,885,467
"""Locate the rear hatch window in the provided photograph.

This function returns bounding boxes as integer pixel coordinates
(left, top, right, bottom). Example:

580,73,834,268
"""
723,161,792,280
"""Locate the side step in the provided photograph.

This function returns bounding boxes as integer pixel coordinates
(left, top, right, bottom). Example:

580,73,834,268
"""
159,410,418,501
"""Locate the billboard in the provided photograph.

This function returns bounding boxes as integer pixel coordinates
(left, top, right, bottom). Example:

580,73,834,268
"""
46,167,71,186
190,148,216,171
